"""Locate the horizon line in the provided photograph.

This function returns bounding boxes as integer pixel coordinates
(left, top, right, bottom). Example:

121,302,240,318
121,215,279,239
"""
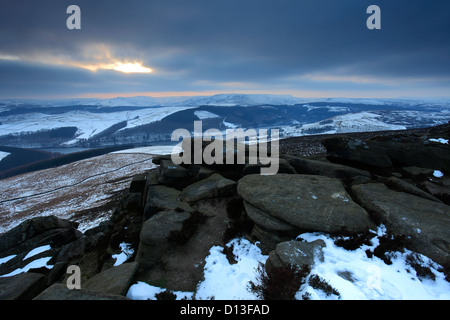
2,90,450,101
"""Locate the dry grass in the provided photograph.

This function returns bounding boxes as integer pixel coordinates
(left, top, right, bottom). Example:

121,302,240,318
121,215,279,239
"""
0,153,156,233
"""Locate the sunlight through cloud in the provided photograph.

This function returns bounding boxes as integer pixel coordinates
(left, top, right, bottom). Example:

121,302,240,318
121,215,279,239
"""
110,62,153,73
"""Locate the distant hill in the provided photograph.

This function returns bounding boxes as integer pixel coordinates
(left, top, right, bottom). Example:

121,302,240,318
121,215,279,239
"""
0,94,449,150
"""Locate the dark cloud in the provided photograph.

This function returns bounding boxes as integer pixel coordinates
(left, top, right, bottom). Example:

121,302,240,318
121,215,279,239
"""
0,0,449,98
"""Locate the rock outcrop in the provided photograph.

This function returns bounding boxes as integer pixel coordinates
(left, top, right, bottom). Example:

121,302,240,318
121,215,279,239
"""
1,123,449,299
265,240,326,274
237,174,371,234
352,183,450,266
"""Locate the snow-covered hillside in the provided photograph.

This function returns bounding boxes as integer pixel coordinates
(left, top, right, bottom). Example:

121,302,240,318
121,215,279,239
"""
0,149,171,233
0,106,196,144
1,94,449,149
281,112,408,137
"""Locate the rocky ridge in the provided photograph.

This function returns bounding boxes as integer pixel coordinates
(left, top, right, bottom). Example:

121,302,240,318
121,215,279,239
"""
0,123,449,299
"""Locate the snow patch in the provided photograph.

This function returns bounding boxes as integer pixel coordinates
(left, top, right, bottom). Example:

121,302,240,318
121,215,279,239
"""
126,281,193,300
0,254,16,265
111,145,182,156
112,242,134,266
122,225,450,300
433,170,444,178
0,151,10,162
194,110,220,120
222,118,238,129
429,138,449,144
23,245,51,260
196,238,268,300
297,226,450,300
0,257,53,277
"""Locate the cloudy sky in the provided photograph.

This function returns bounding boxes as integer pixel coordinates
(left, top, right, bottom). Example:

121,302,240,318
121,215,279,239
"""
0,0,449,99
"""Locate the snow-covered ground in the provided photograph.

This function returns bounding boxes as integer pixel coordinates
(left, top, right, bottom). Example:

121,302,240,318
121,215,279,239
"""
0,152,160,233
281,112,408,137
0,106,197,144
297,227,450,300
194,110,221,120
429,138,449,144
111,145,181,156
126,226,450,300
0,151,10,162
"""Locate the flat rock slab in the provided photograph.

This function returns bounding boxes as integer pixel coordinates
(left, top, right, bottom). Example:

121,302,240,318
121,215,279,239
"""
144,185,193,218
83,262,139,296
237,174,371,234
352,183,450,266
385,176,442,203
281,154,371,182
179,173,236,202
0,272,47,300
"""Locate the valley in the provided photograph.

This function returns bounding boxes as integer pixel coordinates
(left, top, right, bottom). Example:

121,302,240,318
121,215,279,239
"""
1,95,449,151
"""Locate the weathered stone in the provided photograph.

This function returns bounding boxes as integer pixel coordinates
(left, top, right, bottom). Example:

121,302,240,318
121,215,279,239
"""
0,272,47,300
141,169,159,207
251,225,295,255
137,197,230,292
144,185,193,219
352,183,450,266
281,154,371,184
157,159,193,188
350,175,373,187
0,216,82,278
401,166,434,178
423,181,450,205
136,209,191,268
384,142,450,173
145,169,159,185
265,240,326,274
83,262,139,296
321,136,392,172
179,173,236,203
188,164,215,180
0,216,79,255
151,154,172,165
129,173,146,193
33,283,129,300
74,223,113,282
385,176,442,203
238,174,371,234
121,192,143,213
243,158,296,176
244,201,296,233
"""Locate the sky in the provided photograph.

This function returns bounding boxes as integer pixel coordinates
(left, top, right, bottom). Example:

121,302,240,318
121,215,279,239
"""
0,0,449,99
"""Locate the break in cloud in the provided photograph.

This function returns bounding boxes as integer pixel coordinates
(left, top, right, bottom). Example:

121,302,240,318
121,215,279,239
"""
0,0,449,99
